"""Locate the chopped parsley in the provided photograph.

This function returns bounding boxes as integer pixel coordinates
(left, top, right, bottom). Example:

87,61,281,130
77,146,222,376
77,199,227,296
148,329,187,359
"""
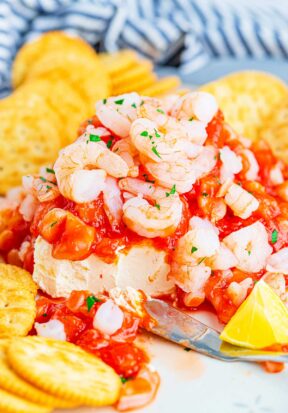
86,295,101,312
247,250,251,256
106,139,113,149
42,313,48,317
50,220,58,228
103,98,107,104
46,185,52,190
166,184,176,197
156,108,165,114
140,100,144,106
154,128,160,138
143,174,155,184
202,192,208,197
197,257,206,266
120,376,129,384
155,203,160,210
189,117,194,121
184,347,191,352
191,246,198,254
131,103,137,108
39,176,47,182
46,167,55,174
140,130,148,137
271,229,278,244
115,99,124,105
152,146,161,159
89,134,101,142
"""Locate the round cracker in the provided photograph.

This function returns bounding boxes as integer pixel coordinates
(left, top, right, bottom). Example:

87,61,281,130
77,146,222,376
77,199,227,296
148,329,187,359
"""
201,71,288,140
0,264,37,297
99,49,138,76
113,72,157,95
12,31,96,88
0,93,62,192
0,340,76,408
8,337,121,407
0,388,52,413
259,98,288,161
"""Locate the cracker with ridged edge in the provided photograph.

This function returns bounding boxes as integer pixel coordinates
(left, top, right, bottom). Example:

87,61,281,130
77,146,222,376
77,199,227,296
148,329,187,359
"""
99,50,138,76
8,337,121,407
0,340,76,408
0,388,52,413
12,31,96,88
0,264,37,297
200,71,288,140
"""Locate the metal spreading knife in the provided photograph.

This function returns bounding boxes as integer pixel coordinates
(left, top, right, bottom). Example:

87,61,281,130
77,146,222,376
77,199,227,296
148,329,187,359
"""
144,298,288,363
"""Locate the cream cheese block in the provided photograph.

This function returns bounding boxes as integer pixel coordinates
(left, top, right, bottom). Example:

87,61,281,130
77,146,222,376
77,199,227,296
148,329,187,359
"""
33,236,174,298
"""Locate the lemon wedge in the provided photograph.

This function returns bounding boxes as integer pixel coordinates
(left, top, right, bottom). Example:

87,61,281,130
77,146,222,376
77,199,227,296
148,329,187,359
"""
220,280,288,349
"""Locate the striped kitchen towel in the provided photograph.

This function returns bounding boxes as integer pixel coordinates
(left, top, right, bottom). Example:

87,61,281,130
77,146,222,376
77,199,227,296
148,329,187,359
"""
1,0,288,97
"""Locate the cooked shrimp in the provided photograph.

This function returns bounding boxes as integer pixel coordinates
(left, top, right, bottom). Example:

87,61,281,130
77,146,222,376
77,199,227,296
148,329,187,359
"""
35,319,66,341
220,146,242,183
269,162,284,186
171,91,218,123
144,146,217,194
130,118,202,163
103,177,123,231
222,182,259,219
173,217,220,265
263,272,286,298
238,149,259,181
122,194,183,238
266,248,288,275
112,138,139,177
227,278,253,307
223,221,272,273
54,140,128,203
22,175,60,202
119,178,167,201
19,193,38,222
206,243,238,270
170,262,211,306
93,300,124,336
95,93,141,138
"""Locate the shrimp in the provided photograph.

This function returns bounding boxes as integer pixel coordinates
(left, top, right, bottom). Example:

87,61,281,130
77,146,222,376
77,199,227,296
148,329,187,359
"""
144,146,217,194
173,217,220,265
266,248,288,275
93,300,124,336
221,182,259,219
19,193,38,222
130,118,202,163
35,319,66,341
119,177,168,201
95,93,141,138
103,177,123,231
263,272,287,298
171,262,211,306
54,140,129,203
219,146,242,183
227,278,253,307
238,149,259,181
171,91,218,123
206,243,238,270
223,221,272,273
269,162,284,186
122,194,183,238
112,138,139,177
22,175,60,202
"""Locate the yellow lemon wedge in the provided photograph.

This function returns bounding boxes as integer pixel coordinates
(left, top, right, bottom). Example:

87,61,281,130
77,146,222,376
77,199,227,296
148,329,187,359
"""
220,280,288,349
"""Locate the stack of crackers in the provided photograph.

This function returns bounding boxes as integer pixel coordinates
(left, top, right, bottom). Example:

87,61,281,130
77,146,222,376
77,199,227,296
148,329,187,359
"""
0,31,181,194
0,264,121,412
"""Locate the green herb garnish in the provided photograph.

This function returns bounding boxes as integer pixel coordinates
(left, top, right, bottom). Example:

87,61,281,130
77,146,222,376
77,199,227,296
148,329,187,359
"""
106,140,113,149
166,184,176,197
46,167,55,174
86,296,101,312
154,128,160,138
103,98,107,104
89,134,101,142
131,103,137,108
197,257,206,266
115,99,124,105
152,146,161,159
202,192,208,197
156,108,165,114
271,229,278,244
120,376,128,384
140,131,148,137
155,203,160,210
191,246,198,254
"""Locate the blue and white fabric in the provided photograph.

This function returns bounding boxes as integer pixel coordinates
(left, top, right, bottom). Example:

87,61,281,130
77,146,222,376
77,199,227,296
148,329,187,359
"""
0,0,288,97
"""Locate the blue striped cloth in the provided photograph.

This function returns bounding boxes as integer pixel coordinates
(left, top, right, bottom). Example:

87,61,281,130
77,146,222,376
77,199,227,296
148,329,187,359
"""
1,0,288,97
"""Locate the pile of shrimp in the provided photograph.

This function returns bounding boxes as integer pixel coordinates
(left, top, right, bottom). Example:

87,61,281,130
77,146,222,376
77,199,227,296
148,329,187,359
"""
2,90,288,318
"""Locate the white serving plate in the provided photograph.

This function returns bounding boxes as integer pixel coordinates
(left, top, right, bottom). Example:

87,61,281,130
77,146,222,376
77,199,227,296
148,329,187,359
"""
56,309,287,413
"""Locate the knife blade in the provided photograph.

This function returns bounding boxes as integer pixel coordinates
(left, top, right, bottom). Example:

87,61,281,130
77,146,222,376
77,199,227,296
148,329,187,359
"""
144,298,288,363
